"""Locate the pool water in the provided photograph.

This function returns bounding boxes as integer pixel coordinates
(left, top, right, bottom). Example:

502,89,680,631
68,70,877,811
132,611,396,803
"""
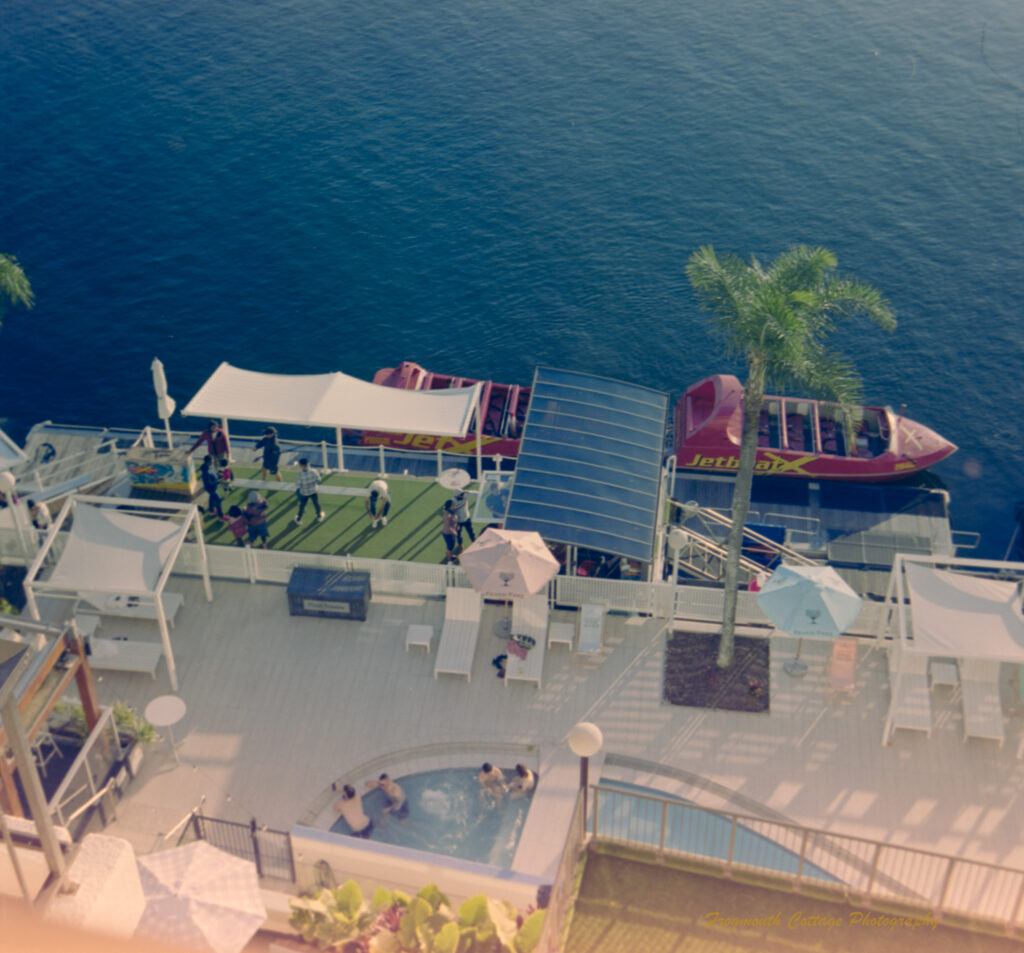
596,780,838,883
329,767,533,867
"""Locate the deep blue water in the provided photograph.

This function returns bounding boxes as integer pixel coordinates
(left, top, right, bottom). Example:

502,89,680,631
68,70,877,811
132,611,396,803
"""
2,0,1022,554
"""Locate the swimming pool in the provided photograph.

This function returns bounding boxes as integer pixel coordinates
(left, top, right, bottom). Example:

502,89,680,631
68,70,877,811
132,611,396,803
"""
595,780,838,882
329,767,533,867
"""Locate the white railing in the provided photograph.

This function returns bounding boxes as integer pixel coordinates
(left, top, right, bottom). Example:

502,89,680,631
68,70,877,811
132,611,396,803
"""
48,705,124,829
590,784,1024,932
13,440,123,502
172,541,890,635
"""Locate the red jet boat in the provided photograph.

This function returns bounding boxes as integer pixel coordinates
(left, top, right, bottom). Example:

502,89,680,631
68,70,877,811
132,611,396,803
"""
673,374,956,481
362,361,531,456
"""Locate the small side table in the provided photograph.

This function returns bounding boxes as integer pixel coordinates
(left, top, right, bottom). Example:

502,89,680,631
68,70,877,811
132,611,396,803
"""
930,659,959,689
144,695,187,765
405,624,434,653
548,622,576,650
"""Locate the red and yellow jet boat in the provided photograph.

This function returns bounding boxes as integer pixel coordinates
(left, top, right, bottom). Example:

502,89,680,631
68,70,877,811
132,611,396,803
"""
673,374,956,481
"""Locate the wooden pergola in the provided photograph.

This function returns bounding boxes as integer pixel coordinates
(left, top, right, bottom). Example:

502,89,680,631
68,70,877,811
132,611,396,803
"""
0,619,101,818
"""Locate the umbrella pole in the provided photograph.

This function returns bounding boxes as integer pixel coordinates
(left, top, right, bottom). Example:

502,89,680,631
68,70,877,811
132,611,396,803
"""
493,600,512,639
784,638,808,678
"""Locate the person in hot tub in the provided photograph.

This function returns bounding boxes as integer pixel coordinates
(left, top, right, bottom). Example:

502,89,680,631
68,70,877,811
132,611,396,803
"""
332,783,373,838
507,763,536,799
478,763,506,804
365,773,409,819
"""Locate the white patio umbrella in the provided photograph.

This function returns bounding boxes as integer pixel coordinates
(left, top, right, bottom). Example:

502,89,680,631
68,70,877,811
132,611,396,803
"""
459,527,560,636
135,841,266,953
756,564,862,676
152,357,176,448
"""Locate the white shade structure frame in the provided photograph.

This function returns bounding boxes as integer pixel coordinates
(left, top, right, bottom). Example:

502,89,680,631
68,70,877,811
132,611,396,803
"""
182,362,484,474
882,553,1024,744
22,495,213,692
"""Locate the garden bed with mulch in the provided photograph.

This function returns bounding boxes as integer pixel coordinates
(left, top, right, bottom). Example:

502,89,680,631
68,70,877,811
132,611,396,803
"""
663,631,771,712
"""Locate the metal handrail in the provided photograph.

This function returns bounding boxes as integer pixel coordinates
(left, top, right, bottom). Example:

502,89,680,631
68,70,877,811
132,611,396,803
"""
589,784,1024,931
64,778,117,825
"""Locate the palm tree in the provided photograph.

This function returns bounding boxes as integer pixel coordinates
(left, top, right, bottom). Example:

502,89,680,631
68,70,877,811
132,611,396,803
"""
685,244,896,668
0,254,34,327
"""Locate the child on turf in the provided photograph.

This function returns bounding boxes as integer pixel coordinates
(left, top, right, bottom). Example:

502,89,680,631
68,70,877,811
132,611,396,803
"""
225,505,249,547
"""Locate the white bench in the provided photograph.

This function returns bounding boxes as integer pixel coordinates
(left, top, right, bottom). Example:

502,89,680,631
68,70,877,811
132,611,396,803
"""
88,638,163,679
82,592,184,627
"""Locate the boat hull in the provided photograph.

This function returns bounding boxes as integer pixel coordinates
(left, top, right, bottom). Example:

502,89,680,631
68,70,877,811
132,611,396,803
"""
673,374,956,482
361,362,529,456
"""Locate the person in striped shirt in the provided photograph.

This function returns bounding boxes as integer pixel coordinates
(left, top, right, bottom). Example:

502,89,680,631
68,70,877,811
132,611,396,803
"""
293,458,325,525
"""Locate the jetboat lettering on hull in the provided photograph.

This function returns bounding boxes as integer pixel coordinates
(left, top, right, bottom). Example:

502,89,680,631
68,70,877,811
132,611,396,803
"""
363,361,530,457
673,374,956,482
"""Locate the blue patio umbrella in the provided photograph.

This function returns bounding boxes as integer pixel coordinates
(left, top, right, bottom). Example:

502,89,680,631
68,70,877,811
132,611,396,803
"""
757,564,862,676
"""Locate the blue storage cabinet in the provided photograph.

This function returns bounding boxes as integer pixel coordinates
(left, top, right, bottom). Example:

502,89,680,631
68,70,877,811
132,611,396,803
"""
286,568,371,621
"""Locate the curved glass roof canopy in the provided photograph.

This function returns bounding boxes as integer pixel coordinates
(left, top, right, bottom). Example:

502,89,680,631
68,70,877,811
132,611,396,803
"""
503,367,669,563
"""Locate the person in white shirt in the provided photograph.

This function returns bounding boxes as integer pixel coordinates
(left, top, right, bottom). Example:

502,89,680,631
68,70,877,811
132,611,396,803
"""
366,478,390,528
507,763,535,799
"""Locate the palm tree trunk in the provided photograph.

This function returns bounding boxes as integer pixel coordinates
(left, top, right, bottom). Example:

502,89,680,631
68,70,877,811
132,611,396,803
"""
717,371,765,668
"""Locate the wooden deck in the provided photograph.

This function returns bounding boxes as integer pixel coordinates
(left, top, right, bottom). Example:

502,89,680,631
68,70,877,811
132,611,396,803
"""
62,573,1024,881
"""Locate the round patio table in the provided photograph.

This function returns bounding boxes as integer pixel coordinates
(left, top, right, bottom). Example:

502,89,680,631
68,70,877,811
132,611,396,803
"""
144,694,187,765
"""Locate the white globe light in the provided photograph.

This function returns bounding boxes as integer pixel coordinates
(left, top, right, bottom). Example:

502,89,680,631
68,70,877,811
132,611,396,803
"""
568,721,603,758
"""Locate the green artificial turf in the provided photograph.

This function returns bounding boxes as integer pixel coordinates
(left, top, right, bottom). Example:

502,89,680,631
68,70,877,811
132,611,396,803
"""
200,466,462,563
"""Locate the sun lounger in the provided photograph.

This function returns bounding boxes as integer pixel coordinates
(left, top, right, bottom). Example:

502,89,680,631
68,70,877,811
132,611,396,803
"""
884,648,932,743
505,595,548,688
577,603,605,655
960,658,1004,747
433,587,483,681
826,637,858,703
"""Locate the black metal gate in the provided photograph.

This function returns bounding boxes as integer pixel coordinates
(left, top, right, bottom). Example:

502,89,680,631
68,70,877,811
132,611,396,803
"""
181,812,295,882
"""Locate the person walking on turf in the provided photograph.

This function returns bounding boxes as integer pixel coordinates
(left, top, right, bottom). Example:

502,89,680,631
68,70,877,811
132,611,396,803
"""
294,458,325,525
254,426,283,483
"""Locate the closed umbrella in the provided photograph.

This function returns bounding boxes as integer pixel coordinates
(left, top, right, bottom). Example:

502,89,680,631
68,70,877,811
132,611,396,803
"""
459,527,559,636
152,357,176,448
135,841,266,953
757,564,862,676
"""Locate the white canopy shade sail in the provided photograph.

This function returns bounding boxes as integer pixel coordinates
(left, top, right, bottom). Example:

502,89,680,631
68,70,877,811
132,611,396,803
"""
48,503,181,594
904,561,1024,662
182,362,482,437
24,495,214,692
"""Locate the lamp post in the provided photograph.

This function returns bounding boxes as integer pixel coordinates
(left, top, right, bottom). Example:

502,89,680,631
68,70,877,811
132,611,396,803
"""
568,721,603,830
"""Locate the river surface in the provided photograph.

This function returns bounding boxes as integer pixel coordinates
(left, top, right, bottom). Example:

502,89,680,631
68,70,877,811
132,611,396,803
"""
2,0,1022,554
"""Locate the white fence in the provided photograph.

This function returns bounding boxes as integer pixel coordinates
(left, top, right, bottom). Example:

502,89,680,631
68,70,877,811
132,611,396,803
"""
171,541,898,636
